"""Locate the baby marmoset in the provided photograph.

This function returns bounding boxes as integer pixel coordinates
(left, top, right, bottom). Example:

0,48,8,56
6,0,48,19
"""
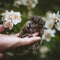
18,16,45,55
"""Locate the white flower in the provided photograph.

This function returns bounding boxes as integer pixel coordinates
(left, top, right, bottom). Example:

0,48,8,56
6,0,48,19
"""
46,12,58,22
49,13,58,22
42,29,56,42
12,11,21,25
2,10,13,21
55,22,60,31
13,0,38,8
23,0,38,8
43,11,59,29
3,20,13,30
56,11,60,22
44,20,54,29
13,0,22,7
2,10,22,30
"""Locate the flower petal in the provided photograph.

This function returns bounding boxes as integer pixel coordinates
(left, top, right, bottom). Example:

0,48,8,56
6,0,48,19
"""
55,22,60,31
3,21,13,30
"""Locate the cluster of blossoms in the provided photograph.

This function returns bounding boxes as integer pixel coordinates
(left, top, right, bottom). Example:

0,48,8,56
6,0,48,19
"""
42,11,60,42
2,10,22,30
13,0,38,8
39,12,60,58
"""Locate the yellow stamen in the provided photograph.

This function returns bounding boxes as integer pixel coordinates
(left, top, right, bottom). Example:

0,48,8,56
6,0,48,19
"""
8,15,12,19
53,17,57,22
48,24,52,28
45,34,50,39
14,15,18,20
6,22,12,28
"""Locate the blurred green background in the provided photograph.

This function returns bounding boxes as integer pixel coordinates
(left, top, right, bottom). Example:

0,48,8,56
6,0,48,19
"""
0,0,60,60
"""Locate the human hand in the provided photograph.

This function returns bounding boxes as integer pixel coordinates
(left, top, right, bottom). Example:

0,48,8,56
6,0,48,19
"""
0,24,41,59
0,33,41,59
0,24,41,49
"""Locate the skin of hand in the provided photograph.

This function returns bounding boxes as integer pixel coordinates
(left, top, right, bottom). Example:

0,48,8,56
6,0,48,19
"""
0,25,41,59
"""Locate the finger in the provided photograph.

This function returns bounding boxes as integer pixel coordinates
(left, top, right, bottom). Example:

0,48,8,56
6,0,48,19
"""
0,53,4,59
10,33,20,37
11,37,41,47
26,32,39,37
32,32,39,37
14,33,20,37
27,37,41,43
0,25,5,32
22,37,41,45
